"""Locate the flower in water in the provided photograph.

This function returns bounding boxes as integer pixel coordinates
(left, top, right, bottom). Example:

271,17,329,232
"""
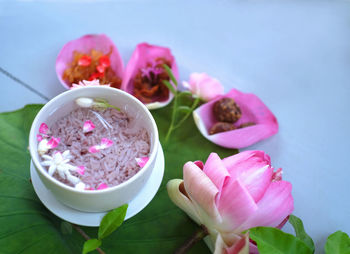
135,157,149,168
183,73,224,102
38,137,60,155
71,79,110,89
167,151,293,254
97,183,108,190
89,138,113,153
41,150,80,185
83,120,95,133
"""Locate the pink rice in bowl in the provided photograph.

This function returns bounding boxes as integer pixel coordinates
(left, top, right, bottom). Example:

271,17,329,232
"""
43,107,150,190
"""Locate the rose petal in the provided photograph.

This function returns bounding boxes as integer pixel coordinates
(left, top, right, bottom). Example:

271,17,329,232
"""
56,34,124,89
83,120,95,133
183,161,222,224
193,88,278,148
100,138,113,148
39,123,49,134
121,42,179,109
135,157,149,168
237,181,294,232
76,166,85,175
37,134,43,142
88,145,100,153
97,183,108,190
47,137,60,149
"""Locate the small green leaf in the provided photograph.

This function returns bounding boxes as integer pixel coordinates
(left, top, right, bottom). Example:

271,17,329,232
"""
289,215,315,252
177,106,192,113
162,80,176,95
98,204,128,240
162,64,178,86
60,221,72,235
82,239,101,254
249,227,313,254
325,231,350,254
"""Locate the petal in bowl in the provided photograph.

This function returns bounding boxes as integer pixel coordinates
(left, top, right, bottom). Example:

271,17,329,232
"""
193,89,278,148
56,34,124,89
121,42,179,109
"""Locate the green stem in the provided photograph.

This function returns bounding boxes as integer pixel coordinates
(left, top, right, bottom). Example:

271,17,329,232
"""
175,225,209,254
173,97,200,130
164,92,178,142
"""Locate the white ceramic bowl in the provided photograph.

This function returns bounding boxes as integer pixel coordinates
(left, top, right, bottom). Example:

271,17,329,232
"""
29,86,159,212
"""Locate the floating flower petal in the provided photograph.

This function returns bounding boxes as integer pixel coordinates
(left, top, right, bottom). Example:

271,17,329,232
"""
56,34,124,89
135,157,149,168
39,123,49,134
37,134,43,142
88,145,100,154
38,137,60,155
83,120,95,133
121,42,179,109
97,183,108,190
193,88,278,149
76,166,85,175
100,138,113,148
47,137,60,149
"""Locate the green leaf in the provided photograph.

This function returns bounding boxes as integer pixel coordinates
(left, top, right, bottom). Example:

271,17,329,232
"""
289,215,315,252
98,204,128,239
325,231,350,254
82,239,101,254
162,64,178,86
60,221,73,235
0,102,236,253
177,106,192,114
162,80,176,95
249,227,313,254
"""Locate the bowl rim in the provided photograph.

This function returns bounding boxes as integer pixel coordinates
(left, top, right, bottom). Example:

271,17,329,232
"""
29,86,159,195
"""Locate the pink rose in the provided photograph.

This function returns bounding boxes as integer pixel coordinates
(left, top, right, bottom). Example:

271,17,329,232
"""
183,73,224,101
167,151,294,254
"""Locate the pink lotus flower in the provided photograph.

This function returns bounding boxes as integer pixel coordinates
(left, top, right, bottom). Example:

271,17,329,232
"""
121,42,179,109
56,34,124,89
167,151,293,254
83,120,95,133
183,72,224,101
89,138,113,153
193,89,278,149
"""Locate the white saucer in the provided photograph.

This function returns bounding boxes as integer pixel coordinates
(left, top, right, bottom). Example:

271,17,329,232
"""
30,142,164,227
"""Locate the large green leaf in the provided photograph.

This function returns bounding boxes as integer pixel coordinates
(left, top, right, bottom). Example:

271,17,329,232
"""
249,227,313,254
324,231,350,254
0,103,236,253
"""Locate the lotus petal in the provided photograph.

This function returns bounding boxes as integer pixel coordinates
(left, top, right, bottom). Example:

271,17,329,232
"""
97,183,108,190
39,123,49,134
135,157,149,168
121,42,179,109
56,34,124,89
193,89,278,148
83,120,95,133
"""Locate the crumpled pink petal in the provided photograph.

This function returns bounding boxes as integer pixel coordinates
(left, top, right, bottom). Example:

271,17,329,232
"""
193,88,278,148
89,138,113,153
121,42,179,109
135,157,149,168
76,166,85,175
37,134,43,142
47,137,60,149
56,34,124,89
83,120,95,133
183,72,224,101
39,123,49,134
97,183,108,190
